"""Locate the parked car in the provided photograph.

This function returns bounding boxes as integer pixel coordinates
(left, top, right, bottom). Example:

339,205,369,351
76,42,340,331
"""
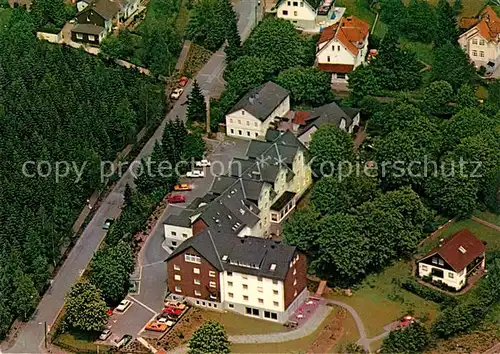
186,170,205,178
163,306,182,316
167,194,186,203
115,299,132,312
115,334,132,348
195,159,211,167
145,321,168,332
173,183,193,191
399,315,416,328
157,318,175,326
485,62,496,77
103,217,114,230
164,301,186,310
99,329,112,341
177,76,189,87
170,88,184,100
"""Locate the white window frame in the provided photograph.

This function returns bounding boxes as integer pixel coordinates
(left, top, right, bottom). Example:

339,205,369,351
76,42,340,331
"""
76,33,83,40
174,274,181,281
209,271,216,277
174,264,180,271
209,281,216,288
193,268,200,274
194,278,201,285
185,253,201,264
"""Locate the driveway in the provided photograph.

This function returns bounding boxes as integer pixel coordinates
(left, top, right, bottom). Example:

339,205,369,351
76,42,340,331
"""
4,0,259,352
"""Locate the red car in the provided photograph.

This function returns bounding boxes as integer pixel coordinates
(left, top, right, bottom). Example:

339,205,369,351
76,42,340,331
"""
178,76,189,87
163,306,182,316
168,194,186,203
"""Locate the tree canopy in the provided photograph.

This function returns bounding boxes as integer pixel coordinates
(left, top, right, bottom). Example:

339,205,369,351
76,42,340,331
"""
381,322,430,354
275,67,334,106
64,282,108,332
188,321,230,354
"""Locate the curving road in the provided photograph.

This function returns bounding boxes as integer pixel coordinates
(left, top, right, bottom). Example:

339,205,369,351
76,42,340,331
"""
4,1,260,353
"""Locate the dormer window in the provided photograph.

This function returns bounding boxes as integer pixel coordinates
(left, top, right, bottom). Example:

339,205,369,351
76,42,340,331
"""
270,263,276,271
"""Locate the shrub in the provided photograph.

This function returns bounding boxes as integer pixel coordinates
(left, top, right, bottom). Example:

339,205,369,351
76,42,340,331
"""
400,278,458,308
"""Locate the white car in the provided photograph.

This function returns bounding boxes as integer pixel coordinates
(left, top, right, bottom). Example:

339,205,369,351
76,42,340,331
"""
170,88,184,100
158,318,175,326
186,170,205,178
115,299,132,312
99,329,112,341
195,159,211,167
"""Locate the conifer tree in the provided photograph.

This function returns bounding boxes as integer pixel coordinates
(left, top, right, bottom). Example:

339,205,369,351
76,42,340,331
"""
186,80,207,123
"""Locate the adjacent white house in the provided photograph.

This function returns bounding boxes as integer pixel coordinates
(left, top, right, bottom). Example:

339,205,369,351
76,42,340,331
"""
297,102,360,148
458,6,500,70
315,15,369,83
225,82,290,140
274,0,317,30
417,229,486,291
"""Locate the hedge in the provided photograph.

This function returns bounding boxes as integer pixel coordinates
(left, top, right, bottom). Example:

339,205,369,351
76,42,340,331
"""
400,278,458,308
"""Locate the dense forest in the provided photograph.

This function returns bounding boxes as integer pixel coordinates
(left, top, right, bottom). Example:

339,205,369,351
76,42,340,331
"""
0,10,165,336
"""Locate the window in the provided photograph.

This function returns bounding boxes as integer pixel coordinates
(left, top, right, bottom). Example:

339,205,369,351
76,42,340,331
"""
208,303,212,307
238,130,242,135
76,33,83,40
242,275,248,280
253,308,259,316
246,121,250,126
480,51,484,57
174,274,181,281
246,307,252,314
202,301,206,305
229,118,233,123
182,233,188,238
472,39,478,44
271,313,278,320
480,39,485,45
273,301,279,307
282,10,288,15
332,45,335,51
196,300,200,305
227,272,233,276
230,129,234,134
438,258,444,266
247,131,251,137
175,285,181,292
229,304,234,308
273,290,278,295
194,279,201,285
171,231,177,236
258,298,264,304
257,286,263,293
264,311,271,318
293,1,297,5
209,271,216,277
327,56,330,62
193,268,200,274
294,290,297,297
228,281,233,287
241,111,245,115
228,292,234,298
272,280,278,285
88,35,95,41
172,241,177,246
432,257,438,264
255,133,258,137
293,269,296,275
337,73,346,79
254,122,258,127
210,294,217,300
174,264,180,271
257,277,263,282
242,284,248,290
293,279,297,286
243,295,249,301
238,120,241,124
185,253,201,264
300,1,303,6
448,272,454,279
431,268,444,278
209,281,216,288
194,290,201,296
337,45,340,51
472,50,478,56
421,265,428,271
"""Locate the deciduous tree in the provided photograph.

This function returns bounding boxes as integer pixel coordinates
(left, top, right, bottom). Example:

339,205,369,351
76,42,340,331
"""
421,80,454,115
433,42,477,89
188,321,230,354
64,282,108,332
275,67,334,106
381,322,430,354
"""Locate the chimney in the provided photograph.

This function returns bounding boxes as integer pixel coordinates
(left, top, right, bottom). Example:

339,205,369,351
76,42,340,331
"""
249,96,254,104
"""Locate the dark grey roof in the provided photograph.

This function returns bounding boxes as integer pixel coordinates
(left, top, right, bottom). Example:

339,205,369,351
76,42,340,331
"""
271,191,296,211
166,230,297,280
185,194,216,210
163,211,191,228
72,23,106,35
301,102,355,134
265,129,281,142
241,179,265,202
229,158,256,177
342,107,361,119
210,176,239,195
229,82,289,121
200,202,247,235
78,0,120,20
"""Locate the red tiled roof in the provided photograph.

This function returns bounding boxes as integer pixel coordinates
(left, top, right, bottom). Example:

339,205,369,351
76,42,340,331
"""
318,16,370,55
293,111,311,126
472,6,500,42
423,229,486,272
317,63,354,73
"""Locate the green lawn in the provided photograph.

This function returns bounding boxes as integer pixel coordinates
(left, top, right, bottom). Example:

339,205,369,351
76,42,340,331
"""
325,261,439,338
202,310,285,335
420,218,500,255
404,0,488,18
400,38,435,66
336,0,388,38
0,8,12,28
54,330,107,353
473,211,500,227
332,310,361,353
230,309,338,353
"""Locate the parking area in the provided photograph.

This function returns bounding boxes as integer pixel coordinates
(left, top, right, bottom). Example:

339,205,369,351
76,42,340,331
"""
97,138,250,345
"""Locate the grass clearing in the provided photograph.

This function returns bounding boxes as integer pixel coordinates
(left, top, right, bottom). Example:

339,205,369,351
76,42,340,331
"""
0,7,12,28
324,261,439,337
202,310,285,335
473,210,500,227
336,0,387,38
403,0,488,18
54,330,105,353
230,309,337,353
332,310,361,353
400,38,435,66
420,218,500,254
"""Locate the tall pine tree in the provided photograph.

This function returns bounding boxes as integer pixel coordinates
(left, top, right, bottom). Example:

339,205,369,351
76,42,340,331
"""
186,80,207,123
435,0,459,46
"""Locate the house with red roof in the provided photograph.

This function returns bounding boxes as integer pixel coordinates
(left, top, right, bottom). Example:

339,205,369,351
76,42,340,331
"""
315,15,370,84
417,229,486,291
458,6,500,71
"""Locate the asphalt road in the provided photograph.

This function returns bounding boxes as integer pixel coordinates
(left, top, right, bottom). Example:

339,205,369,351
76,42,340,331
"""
6,0,258,352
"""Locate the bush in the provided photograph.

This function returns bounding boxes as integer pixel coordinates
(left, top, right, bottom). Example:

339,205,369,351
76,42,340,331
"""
400,278,458,308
